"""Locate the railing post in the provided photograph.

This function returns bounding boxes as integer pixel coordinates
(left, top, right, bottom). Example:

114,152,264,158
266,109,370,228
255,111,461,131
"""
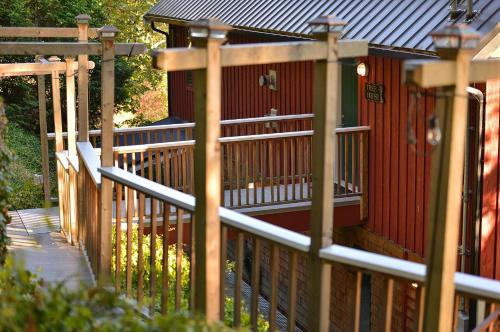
190,18,231,322
308,16,346,331
76,14,90,142
98,25,118,284
49,56,66,234
424,25,480,331
360,131,369,220
65,56,78,244
76,14,91,248
35,58,50,203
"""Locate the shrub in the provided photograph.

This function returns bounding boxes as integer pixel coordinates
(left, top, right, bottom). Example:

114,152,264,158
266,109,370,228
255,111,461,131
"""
0,99,12,264
0,256,238,332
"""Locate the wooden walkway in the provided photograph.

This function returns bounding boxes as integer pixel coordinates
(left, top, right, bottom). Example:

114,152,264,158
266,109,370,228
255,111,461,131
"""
7,207,94,290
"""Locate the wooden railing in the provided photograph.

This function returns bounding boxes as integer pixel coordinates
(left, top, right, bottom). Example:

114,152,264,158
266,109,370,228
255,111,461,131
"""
107,126,369,212
47,114,314,148
93,166,500,331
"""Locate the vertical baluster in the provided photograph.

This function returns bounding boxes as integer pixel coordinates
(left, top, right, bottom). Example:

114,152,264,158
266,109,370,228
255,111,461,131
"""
161,202,170,314
221,144,226,206
189,146,195,194
283,138,289,201
353,271,362,332
234,232,244,327
189,215,196,312
126,186,133,297
115,183,122,293
228,144,234,207
298,137,304,199
137,189,145,305
352,133,357,193
260,140,265,204
269,140,275,203
287,251,298,332
276,139,281,202
245,142,250,205
175,207,184,311
269,245,279,331
307,136,312,198
382,277,394,332
150,195,158,315
173,148,179,191
180,147,186,192
220,226,228,321
344,133,349,194
414,285,425,332
252,141,257,205
236,143,241,207
337,133,342,195
291,139,296,200
250,238,261,331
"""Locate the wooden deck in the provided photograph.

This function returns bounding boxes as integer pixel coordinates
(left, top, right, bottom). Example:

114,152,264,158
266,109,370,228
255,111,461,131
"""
7,207,94,290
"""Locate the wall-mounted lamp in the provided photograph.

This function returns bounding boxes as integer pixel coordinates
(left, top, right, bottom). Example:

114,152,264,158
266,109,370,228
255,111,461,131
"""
356,62,369,77
259,69,277,90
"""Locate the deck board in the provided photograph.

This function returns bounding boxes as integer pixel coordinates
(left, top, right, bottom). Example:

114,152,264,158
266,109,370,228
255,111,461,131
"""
7,208,94,290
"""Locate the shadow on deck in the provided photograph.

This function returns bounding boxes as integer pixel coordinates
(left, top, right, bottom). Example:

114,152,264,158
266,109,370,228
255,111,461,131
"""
7,207,94,290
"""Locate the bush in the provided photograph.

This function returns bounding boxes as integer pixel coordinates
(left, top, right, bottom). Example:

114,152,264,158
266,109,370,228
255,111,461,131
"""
4,121,46,209
0,99,12,264
0,256,238,332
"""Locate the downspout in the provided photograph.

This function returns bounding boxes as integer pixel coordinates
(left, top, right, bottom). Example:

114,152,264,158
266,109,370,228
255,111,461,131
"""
149,20,172,118
462,86,485,328
450,0,459,20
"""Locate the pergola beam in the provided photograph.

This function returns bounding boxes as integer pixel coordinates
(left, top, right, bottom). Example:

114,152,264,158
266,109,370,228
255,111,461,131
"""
0,27,99,39
0,61,95,77
404,58,500,87
0,42,146,56
153,39,368,71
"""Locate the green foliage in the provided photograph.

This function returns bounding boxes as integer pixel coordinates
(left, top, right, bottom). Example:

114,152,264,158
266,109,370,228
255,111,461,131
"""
4,122,47,209
0,99,13,264
113,226,269,331
0,256,238,332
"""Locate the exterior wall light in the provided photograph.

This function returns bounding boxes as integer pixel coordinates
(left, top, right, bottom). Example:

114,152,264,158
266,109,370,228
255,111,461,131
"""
356,62,369,77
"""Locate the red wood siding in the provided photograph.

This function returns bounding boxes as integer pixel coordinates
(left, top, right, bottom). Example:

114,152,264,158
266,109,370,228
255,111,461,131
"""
357,56,434,258
481,79,500,280
168,27,314,121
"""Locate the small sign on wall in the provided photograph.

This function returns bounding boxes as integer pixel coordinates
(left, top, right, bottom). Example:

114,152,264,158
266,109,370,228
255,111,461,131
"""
365,83,384,103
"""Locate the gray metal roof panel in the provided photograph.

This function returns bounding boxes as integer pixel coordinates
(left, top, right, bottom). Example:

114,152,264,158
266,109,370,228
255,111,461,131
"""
145,0,500,52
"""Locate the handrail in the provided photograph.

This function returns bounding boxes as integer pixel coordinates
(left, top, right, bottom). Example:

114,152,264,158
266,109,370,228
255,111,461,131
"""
98,166,311,252
111,126,369,154
320,244,500,302
55,151,69,170
77,142,101,186
47,113,314,139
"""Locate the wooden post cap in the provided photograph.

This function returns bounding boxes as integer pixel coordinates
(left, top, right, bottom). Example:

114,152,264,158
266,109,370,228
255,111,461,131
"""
76,14,91,24
98,26,119,40
308,15,347,35
188,17,231,39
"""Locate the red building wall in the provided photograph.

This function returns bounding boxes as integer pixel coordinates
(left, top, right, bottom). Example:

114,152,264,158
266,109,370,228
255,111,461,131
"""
481,79,500,280
169,26,440,259
357,56,434,258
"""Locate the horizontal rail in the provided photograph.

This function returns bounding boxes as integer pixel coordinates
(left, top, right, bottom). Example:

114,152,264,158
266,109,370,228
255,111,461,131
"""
99,167,196,212
0,27,99,39
110,127,368,153
99,166,311,252
47,113,315,139
153,40,368,71
320,244,500,302
0,61,95,77
0,42,147,56
220,207,310,252
77,142,101,186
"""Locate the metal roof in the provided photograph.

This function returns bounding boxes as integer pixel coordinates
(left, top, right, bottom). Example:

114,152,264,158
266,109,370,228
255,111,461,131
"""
145,0,499,53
